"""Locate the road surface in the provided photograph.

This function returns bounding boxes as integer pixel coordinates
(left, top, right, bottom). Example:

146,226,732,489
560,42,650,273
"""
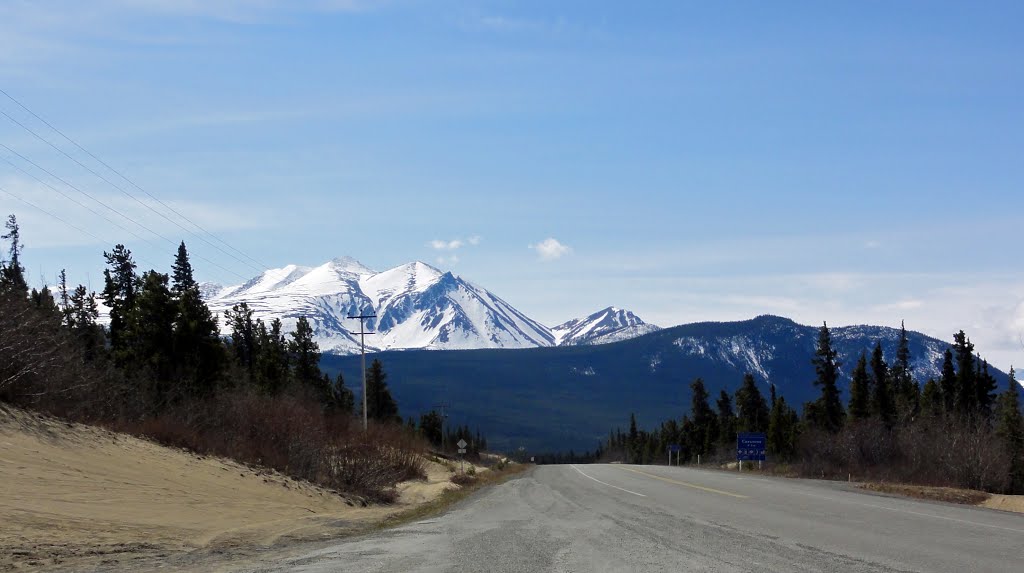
245,464,1024,572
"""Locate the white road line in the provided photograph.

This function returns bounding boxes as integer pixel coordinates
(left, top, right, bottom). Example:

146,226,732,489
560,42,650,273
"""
795,489,1024,534
569,465,646,497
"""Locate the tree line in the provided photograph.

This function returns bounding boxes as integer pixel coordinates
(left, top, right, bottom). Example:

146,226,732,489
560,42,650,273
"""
0,214,487,498
604,322,1023,494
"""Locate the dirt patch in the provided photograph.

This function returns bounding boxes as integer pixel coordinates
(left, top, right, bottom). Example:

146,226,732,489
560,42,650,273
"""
858,482,991,506
980,494,1024,514
0,406,464,572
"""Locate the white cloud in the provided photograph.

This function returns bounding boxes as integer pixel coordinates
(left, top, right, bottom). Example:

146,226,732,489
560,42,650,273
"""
530,237,572,261
429,235,481,251
429,239,464,251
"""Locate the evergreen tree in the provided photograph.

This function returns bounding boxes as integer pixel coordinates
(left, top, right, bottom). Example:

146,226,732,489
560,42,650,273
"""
689,378,717,456
328,372,355,414
976,360,998,420
57,269,72,326
848,351,871,420
170,243,225,396
255,318,289,393
289,316,322,391
419,410,444,447
808,322,844,433
101,244,138,359
126,271,177,408
994,368,1023,493
365,358,399,422
716,389,736,448
735,373,769,433
940,349,957,414
952,331,976,416
921,378,943,417
171,242,197,295
225,302,257,375
768,394,797,460
892,321,917,420
68,284,102,360
0,214,28,296
870,342,894,424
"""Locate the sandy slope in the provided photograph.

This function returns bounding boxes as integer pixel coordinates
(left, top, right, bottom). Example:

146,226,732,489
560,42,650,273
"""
0,406,458,572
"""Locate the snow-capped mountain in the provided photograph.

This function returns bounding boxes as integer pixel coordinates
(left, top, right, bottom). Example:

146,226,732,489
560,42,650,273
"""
552,307,661,346
203,257,554,354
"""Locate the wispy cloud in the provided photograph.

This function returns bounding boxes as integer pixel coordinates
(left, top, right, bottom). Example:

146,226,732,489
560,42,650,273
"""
430,239,464,251
530,237,572,261
436,254,459,267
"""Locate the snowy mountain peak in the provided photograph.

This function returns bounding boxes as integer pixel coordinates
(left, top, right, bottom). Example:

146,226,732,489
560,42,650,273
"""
204,258,554,355
328,256,376,276
552,307,661,346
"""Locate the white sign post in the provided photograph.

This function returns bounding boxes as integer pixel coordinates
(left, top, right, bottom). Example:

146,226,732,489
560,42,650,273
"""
457,439,468,473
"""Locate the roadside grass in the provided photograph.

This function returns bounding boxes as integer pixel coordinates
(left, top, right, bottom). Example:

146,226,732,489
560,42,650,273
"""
858,482,991,506
377,463,532,530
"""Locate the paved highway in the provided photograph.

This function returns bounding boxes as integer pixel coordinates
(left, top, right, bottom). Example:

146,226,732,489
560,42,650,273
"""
247,464,1024,572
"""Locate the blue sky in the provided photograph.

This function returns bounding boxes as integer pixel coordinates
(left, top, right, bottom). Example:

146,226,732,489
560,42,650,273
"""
1,1,1022,370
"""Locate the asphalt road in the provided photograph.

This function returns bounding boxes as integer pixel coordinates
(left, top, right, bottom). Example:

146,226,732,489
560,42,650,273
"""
247,464,1024,572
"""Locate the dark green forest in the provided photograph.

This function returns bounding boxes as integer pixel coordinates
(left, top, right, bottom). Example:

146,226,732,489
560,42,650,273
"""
598,323,1023,494
0,215,486,500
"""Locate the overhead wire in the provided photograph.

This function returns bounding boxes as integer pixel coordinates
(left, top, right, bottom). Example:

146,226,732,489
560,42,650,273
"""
0,90,350,293
0,93,271,272
0,141,249,283
0,182,162,274
0,88,271,271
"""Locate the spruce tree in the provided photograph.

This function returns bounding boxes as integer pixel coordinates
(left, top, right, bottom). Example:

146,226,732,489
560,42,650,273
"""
170,242,225,396
127,271,177,408
628,413,640,463
768,394,797,460
994,368,1023,493
921,378,943,417
892,321,916,420
809,322,845,433
255,318,290,394
735,373,770,433
848,351,871,420
101,244,137,359
952,331,976,416
419,410,444,447
976,360,998,419
940,349,957,414
870,342,894,424
689,378,716,456
0,214,28,296
289,316,322,391
716,390,736,448
365,358,399,422
329,372,355,414
226,302,257,375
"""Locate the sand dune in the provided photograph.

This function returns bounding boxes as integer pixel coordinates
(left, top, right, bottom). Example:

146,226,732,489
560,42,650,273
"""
0,406,459,572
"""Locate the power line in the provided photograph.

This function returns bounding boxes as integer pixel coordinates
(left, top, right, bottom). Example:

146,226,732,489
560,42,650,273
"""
0,90,272,272
0,151,156,248
0,183,161,274
0,142,250,283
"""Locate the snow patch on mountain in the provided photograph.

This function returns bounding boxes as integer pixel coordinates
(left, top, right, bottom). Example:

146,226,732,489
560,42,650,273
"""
552,307,661,346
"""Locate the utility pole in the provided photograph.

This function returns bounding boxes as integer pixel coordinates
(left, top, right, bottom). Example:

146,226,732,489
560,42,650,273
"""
433,401,451,451
348,313,376,431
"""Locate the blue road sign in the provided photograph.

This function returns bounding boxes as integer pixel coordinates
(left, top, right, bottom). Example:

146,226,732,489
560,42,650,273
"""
736,432,767,461
668,444,682,453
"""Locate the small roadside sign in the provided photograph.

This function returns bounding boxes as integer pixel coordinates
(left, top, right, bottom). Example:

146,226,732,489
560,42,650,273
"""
737,432,767,461
457,439,468,449
458,448,467,454
668,444,682,452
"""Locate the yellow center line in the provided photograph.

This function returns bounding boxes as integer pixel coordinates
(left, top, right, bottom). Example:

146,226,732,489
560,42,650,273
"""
613,466,749,499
